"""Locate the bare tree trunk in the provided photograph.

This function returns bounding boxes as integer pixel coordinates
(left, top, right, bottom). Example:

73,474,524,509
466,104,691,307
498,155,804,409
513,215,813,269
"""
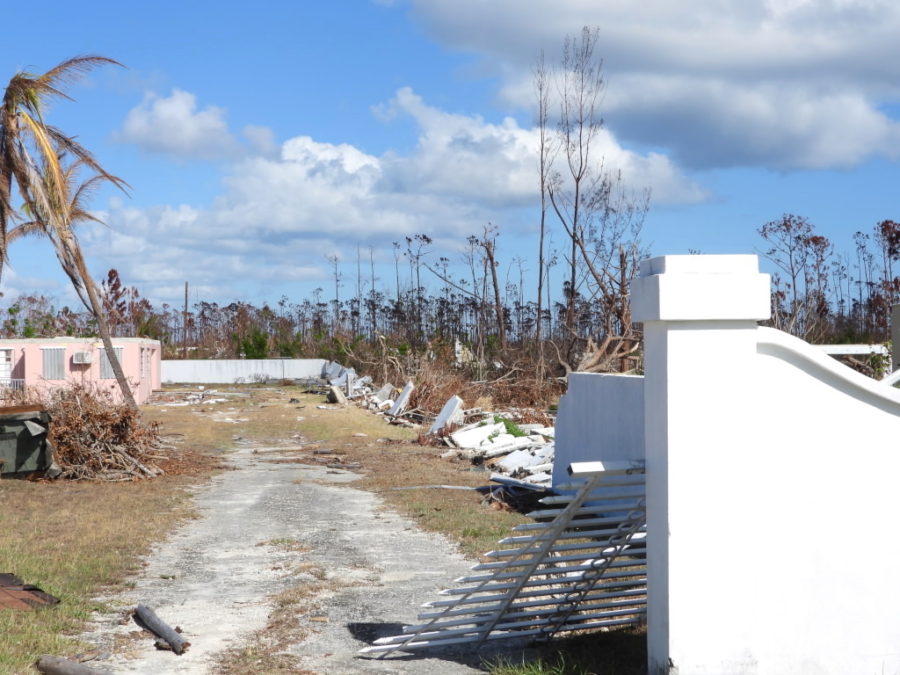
534,51,551,381
480,229,506,350
74,246,137,409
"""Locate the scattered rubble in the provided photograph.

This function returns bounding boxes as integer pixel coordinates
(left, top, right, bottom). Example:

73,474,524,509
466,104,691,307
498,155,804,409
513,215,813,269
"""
313,361,557,489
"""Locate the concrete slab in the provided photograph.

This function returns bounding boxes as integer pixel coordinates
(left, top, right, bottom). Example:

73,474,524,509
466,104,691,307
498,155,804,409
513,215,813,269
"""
450,422,505,449
373,383,394,403
428,396,465,435
387,381,414,417
327,386,348,405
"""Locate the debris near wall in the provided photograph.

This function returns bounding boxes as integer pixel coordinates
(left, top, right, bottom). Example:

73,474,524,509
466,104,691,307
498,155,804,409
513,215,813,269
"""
441,415,555,488
150,387,231,407
317,360,557,488
43,386,164,481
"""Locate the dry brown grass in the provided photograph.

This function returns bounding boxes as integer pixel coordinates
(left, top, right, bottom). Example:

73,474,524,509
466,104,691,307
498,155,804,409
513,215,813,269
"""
0,383,537,672
406,357,562,422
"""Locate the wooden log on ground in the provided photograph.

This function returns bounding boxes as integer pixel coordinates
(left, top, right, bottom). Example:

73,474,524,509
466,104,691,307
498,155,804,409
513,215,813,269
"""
35,656,111,674
133,603,191,655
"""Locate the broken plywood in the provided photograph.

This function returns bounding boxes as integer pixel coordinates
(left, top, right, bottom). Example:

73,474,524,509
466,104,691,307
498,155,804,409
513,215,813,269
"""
0,573,59,610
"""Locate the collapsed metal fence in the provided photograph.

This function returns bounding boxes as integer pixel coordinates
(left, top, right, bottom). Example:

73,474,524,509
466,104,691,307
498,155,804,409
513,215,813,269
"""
360,461,647,657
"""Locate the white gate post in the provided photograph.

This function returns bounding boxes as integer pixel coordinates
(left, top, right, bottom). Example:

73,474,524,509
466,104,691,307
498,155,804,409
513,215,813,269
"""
892,303,900,371
631,255,770,674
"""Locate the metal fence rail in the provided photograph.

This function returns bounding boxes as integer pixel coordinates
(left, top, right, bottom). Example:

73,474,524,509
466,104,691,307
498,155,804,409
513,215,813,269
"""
360,462,647,658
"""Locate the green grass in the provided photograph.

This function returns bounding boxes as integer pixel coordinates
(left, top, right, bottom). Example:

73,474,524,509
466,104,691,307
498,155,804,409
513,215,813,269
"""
487,630,647,675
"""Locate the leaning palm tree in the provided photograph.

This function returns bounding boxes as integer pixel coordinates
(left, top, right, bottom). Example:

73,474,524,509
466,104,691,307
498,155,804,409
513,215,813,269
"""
11,154,137,408
1,55,121,282
1,56,136,407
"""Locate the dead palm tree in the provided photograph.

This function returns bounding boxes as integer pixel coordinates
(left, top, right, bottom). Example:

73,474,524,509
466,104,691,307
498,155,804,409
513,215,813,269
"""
10,154,137,408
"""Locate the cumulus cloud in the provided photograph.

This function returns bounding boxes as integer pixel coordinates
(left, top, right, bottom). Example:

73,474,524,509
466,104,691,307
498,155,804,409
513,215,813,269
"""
117,89,276,160
404,0,900,170
92,87,699,302
378,87,704,204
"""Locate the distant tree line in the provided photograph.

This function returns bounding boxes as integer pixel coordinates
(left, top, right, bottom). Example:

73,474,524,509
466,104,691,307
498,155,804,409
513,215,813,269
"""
0,215,896,377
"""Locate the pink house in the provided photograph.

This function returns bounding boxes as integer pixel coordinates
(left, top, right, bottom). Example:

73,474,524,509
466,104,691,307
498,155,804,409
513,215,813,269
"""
0,337,162,405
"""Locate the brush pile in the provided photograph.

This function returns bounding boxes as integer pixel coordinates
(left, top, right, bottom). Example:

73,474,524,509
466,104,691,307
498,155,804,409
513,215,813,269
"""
44,385,164,481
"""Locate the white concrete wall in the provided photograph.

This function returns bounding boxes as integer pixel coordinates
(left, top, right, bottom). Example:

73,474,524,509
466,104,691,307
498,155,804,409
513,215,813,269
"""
162,359,326,384
551,373,644,487
633,254,900,675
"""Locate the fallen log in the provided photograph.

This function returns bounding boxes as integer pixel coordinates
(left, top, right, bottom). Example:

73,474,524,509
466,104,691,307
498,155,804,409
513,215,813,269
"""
35,656,111,675
133,603,190,655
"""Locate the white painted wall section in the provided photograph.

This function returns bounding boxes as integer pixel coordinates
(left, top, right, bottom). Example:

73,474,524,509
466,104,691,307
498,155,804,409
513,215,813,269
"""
162,359,326,384
633,254,900,675
551,373,644,487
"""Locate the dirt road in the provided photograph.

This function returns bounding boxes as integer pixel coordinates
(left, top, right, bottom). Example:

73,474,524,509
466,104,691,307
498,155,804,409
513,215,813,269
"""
80,440,528,674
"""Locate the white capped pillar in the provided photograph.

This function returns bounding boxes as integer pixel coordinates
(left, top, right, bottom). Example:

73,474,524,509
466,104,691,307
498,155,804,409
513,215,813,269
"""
632,255,769,674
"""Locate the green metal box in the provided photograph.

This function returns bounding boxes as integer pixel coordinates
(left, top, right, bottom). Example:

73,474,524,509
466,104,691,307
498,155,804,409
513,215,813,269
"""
0,405,54,476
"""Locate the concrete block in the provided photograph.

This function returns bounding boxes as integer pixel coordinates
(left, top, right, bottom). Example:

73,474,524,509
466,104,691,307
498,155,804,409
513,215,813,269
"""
373,383,394,403
345,370,355,396
323,361,343,379
326,386,347,405
387,381,414,416
428,395,465,435
450,422,505,449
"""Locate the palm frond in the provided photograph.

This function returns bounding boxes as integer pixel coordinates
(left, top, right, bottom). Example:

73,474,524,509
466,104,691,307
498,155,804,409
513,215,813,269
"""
37,55,123,91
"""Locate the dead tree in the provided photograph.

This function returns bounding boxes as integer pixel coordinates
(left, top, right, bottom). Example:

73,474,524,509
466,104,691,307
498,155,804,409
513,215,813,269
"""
545,27,649,374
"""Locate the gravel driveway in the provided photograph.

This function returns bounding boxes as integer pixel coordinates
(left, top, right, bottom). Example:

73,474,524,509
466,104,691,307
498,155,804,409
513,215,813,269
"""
80,441,530,674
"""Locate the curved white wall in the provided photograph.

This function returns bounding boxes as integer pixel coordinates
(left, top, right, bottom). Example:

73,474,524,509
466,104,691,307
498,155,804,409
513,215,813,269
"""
632,254,900,675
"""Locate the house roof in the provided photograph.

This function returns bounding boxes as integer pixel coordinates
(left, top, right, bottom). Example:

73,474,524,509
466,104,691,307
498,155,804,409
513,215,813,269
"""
0,337,161,346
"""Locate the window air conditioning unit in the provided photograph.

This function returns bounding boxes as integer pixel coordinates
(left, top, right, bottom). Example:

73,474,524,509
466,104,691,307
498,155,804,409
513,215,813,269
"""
72,351,93,365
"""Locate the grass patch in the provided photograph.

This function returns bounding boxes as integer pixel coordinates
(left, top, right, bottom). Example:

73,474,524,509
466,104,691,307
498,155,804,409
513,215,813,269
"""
487,629,647,675
0,474,201,672
495,415,527,437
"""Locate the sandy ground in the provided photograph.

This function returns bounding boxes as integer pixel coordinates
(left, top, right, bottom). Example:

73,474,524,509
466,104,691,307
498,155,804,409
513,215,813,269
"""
80,441,530,674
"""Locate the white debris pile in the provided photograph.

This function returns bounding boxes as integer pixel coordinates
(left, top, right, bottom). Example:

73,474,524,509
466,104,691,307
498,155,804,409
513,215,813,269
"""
151,387,230,407
321,361,373,398
440,414,555,487
317,361,556,488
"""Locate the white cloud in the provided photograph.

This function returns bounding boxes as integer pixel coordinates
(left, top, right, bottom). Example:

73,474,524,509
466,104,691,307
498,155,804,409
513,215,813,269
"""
117,89,276,160
91,87,700,303
405,0,900,169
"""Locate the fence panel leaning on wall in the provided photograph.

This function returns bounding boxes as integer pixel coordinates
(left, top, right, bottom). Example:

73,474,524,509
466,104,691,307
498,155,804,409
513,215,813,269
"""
630,254,900,675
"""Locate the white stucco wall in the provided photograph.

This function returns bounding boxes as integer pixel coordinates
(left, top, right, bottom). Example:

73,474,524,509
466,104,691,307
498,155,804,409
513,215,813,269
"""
633,254,900,675
551,373,644,487
162,359,326,384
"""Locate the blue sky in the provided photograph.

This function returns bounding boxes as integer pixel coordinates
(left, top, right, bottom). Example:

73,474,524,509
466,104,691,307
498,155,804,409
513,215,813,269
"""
3,0,900,309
